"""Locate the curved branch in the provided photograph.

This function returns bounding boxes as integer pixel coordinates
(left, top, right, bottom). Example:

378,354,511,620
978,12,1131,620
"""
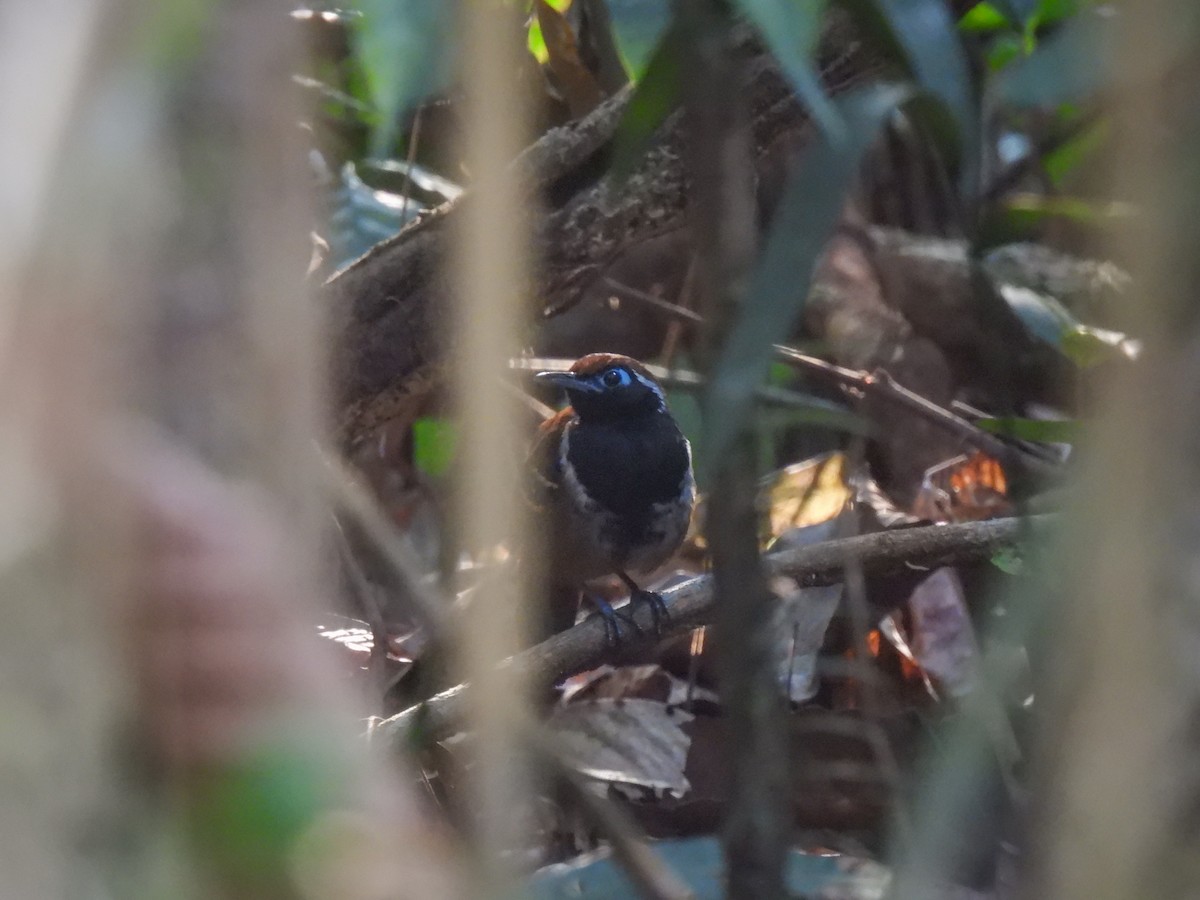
374,514,1050,747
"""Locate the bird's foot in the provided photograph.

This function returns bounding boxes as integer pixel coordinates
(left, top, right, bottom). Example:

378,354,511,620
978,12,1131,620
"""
586,594,643,647
630,588,670,637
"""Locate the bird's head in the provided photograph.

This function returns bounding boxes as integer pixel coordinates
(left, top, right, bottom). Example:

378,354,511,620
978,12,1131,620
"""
536,353,666,422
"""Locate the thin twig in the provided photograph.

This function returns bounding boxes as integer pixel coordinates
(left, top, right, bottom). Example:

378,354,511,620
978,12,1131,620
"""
772,347,1063,481
605,276,704,324
681,0,788,892
601,275,1062,481
376,515,1051,745
317,446,450,635
333,517,392,690
398,105,423,219
528,727,697,900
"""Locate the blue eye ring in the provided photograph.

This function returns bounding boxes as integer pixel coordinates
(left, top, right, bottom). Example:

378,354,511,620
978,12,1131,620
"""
600,367,632,388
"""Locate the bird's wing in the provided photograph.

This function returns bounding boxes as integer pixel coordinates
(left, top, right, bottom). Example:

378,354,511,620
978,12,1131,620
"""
525,406,575,510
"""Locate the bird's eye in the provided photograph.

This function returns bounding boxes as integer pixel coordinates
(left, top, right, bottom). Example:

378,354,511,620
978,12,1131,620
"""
602,368,630,388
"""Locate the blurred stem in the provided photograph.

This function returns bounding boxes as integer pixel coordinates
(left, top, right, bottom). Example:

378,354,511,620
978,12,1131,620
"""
709,436,790,900
680,0,788,897
1023,4,1200,898
453,0,532,894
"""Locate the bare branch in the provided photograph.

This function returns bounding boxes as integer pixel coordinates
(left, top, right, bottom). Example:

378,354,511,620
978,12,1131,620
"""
375,515,1049,746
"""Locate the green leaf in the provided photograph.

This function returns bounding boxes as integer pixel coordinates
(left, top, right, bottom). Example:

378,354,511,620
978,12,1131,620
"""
990,547,1025,575
976,416,1078,443
985,32,1025,71
998,284,1141,368
351,0,457,157
607,0,673,77
609,19,684,180
730,0,844,139
958,3,1013,33
976,190,1129,248
1043,116,1108,186
1060,324,1141,368
842,0,978,185
1031,0,1085,28
700,84,916,479
992,0,1041,26
413,417,457,478
998,10,1111,108
528,17,550,63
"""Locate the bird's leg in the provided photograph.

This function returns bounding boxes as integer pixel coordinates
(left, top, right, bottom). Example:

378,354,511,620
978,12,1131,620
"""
584,593,642,647
618,571,670,636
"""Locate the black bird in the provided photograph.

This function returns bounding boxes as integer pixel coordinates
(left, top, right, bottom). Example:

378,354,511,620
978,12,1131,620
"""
529,353,695,641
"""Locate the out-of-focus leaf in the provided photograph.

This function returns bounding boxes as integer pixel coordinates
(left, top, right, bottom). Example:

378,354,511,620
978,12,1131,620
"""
842,0,978,180
530,837,889,899
537,0,606,116
547,698,693,795
574,0,630,94
958,3,1013,32
1032,0,1085,28
609,19,683,181
992,0,1042,26
326,163,423,270
998,283,1141,367
978,191,1130,248
1003,192,1133,227
701,84,915,477
413,417,457,478
139,0,212,69
754,394,865,429
528,17,550,63
1043,117,1108,186
990,546,1026,575
606,0,672,77
985,31,1026,70
998,10,1112,108
731,0,844,139
1061,323,1142,368
351,0,457,156
977,416,1077,443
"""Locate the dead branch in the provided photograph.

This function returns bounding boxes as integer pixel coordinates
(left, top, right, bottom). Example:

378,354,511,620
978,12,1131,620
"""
374,515,1050,746
772,347,1064,481
325,19,875,448
596,275,1066,481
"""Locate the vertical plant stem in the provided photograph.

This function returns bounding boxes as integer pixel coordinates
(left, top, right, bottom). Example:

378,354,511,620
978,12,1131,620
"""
1023,4,1200,898
0,2,119,894
454,1,533,893
710,438,789,900
680,1,788,897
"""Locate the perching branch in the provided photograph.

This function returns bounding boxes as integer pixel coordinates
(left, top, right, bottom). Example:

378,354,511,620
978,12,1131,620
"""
374,515,1050,747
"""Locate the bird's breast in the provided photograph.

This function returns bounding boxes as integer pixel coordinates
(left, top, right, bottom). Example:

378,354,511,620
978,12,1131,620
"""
557,416,694,576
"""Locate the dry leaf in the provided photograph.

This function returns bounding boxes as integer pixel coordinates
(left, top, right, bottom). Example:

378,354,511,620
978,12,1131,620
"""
762,452,851,546
547,698,694,796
